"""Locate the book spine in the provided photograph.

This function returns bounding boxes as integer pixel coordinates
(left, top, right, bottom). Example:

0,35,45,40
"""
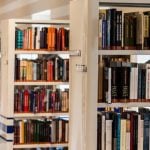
101,114,105,150
138,67,142,100
143,114,149,150
105,118,112,150
126,117,130,150
124,15,129,49
141,68,146,100
107,67,111,103
121,67,130,102
24,89,29,112
111,67,118,102
120,119,126,150
116,114,121,150
19,120,24,144
106,9,111,49
116,11,122,49
143,15,149,50
102,20,107,49
111,9,117,49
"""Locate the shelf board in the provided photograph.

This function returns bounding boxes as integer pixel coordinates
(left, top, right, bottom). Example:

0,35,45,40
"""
14,112,69,118
99,1,150,8
14,81,69,86
15,50,81,56
13,143,68,149
98,50,150,55
97,102,150,107
13,19,69,25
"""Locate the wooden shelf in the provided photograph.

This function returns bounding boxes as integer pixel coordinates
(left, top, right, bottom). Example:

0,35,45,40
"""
98,50,150,55
97,102,150,107
14,112,69,118
15,50,81,56
14,81,69,86
13,143,68,149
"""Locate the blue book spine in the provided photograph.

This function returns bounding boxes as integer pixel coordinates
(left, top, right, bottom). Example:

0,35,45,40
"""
102,20,107,49
15,30,23,49
116,113,121,150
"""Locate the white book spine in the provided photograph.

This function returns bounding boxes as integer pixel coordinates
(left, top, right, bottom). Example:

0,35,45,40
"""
126,132,130,150
105,120,112,150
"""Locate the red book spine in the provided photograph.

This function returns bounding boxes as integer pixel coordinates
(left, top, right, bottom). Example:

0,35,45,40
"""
24,90,29,112
47,60,54,81
61,28,65,51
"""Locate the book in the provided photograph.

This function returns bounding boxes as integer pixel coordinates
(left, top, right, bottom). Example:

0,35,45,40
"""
15,27,69,51
14,86,69,113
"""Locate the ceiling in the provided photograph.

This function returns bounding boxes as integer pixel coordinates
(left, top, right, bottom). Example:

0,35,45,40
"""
0,0,69,20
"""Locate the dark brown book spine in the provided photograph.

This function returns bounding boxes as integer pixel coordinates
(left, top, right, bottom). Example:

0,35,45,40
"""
120,66,130,102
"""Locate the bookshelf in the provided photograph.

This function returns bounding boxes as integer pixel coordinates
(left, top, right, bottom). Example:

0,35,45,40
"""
97,1,150,150
98,1,150,106
0,1,149,150
0,19,80,150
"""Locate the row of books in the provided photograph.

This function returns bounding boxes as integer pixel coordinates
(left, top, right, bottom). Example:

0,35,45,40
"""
99,9,150,50
15,56,69,82
14,87,69,113
15,27,69,51
14,118,69,144
97,109,150,150
14,148,68,150
99,57,150,103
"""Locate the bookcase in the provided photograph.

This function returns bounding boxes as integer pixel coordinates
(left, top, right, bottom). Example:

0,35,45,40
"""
97,1,150,150
0,1,150,150
0,19,80,150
